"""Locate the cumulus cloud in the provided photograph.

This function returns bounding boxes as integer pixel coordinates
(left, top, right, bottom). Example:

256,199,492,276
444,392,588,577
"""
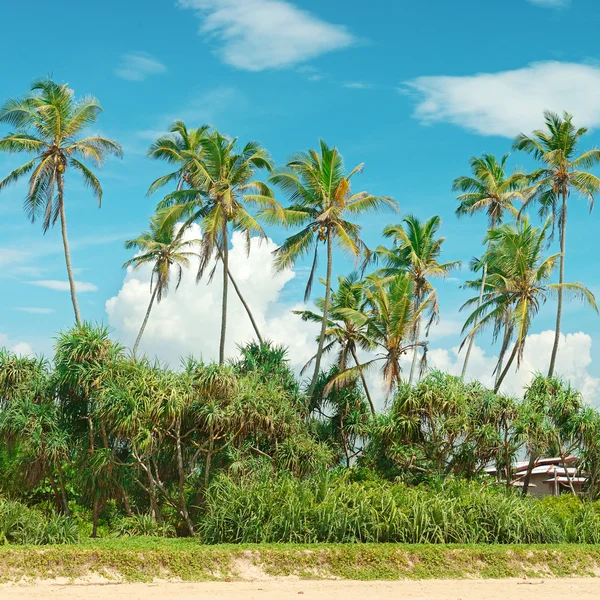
406,61,600,137
28,280,98,293
106,225,319,368
177,0,355,71
428,330,600,405
115,52,167,81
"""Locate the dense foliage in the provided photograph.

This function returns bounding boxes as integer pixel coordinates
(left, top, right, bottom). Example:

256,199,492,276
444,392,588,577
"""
1,80,600,545
0,327,599,543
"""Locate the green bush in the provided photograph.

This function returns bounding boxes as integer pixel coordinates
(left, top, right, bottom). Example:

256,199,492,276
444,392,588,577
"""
198,473,600,545
110,513,176,538
0,499,78,545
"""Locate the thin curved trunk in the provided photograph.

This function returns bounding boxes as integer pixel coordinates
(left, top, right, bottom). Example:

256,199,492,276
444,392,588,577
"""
350,346,375,414
522,451,537,496
219,223,229,365
461,260,488,379
494,340,519,393
57,175,81,326
133,286,158,356
308,232,332,399
495,323,512,388
409,316,422,386
548,192,567,377
216,247,263,344
56,462,71,517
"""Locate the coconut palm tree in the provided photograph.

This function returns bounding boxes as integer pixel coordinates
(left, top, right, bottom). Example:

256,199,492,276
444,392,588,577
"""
157,129,277,364
267,141,398,397
461,217,597,392
148,123,266,344
374,215,460,385
0,78,122,325
123,215,200,355
452,154,527,379
294,273,376,413
327,273,432,398
514,111,600,377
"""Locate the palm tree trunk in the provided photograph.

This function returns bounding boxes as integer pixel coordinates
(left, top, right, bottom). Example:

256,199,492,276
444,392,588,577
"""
548,192,567,377
308,232,333,399
494,341,519,393
219,223,229,365
57,175,81,326
461,260,488,379
216,247,263,344
522,451,537,496
495,323,511,388
133,287,158,356
409,316,422,385
350,346,375,414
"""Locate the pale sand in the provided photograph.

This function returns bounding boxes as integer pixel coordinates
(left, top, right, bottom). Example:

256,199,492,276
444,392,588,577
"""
0,579,598,599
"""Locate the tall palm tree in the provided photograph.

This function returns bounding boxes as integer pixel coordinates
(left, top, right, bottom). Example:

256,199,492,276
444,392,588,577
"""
148,122,266,344
374,215,460,385
461,217,597,392
514,111,600,377
327,273,432,398
267,141,398,398
452,154,527,379
123,215,200,355
0,78,122,325
157,129,277,364
294,273,376,413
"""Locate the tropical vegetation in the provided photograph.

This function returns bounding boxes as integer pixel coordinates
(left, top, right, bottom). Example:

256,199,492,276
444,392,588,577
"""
1,79,600,543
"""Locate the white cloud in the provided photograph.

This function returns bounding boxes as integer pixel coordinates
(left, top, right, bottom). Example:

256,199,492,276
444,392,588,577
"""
344,82,373,89
28,280,98,293
406,61,600,137
177,0,355,71
106,225,319,368
15,307,55,315
428,330,600,405
0,333,33,356
115,52,167,81
528,0,570,7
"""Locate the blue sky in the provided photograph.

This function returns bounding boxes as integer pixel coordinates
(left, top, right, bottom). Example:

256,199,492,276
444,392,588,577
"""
2,0,600,403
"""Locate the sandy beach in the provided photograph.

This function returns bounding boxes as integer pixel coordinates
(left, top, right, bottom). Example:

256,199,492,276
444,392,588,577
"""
1,579,597,600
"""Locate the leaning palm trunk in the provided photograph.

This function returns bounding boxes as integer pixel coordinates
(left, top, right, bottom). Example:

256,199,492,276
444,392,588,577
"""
308,231,333,399
57,175,82,326
461,260,488,379
408,316,422,385
548,193,567,377
133,287,158,356
494,323,512,388
219,223,229,365
494,340,519,393
350,346,375,414
215,247,263,344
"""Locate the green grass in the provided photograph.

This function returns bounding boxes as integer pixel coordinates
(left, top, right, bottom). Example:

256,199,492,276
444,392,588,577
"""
1,540,600,583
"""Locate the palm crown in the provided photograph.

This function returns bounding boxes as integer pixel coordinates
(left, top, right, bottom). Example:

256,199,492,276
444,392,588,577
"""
453,154,527,228
0,78,122,230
